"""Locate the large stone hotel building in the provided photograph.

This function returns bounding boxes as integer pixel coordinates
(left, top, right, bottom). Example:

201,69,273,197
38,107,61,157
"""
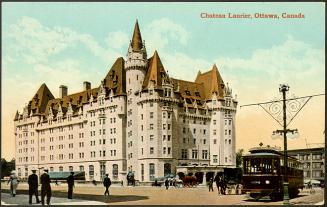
14,21,238,183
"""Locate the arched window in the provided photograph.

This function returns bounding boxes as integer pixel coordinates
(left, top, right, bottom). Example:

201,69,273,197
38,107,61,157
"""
79,165,84,172
149,163,155,181
69,166,73,172
59,166,63,172
112,164,118,180
89,165,94,180
164,163,171,176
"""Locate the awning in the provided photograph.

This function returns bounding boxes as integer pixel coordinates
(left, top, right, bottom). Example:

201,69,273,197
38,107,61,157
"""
304,179,320,184
48,171,85,180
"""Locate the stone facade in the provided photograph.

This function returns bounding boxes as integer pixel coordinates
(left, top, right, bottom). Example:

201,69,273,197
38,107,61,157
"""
14,21,237,183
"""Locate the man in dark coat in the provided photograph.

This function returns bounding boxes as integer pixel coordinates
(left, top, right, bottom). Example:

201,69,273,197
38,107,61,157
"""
165,179,169,190
103,174,111,196
40,169,51,205
67,172,75,199
28,169,40,204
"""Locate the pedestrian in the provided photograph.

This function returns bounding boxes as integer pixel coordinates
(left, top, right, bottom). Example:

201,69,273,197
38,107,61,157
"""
208,178,214,192
55,180,59,186
165,179,169,190
103,174,111,196
92,179,97,186
28,169,40,204
121,180,123,187
7,171,19,197
67,172,75,199
40,169,51,205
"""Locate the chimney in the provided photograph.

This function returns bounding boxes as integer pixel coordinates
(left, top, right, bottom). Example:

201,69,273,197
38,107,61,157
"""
83,81,91,91
59,85,68,98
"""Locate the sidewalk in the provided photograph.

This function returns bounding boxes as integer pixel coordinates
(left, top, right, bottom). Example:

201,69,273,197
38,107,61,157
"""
1,193,106,205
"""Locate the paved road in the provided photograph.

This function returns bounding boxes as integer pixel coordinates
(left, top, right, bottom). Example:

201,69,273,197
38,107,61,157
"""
1,183,324,205
1,193,106,205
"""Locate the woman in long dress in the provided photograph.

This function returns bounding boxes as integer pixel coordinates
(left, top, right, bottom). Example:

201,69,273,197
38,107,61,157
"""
7,171,19,197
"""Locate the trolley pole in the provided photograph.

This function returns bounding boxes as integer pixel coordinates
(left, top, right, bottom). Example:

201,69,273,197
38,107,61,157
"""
280,84,290,205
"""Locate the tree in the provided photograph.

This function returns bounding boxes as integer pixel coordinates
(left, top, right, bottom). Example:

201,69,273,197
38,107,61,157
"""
236,149,244,168
1,158,15,178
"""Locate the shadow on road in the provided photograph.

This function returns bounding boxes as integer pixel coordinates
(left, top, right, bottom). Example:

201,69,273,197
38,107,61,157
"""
243,194,307,203
1,189,149,204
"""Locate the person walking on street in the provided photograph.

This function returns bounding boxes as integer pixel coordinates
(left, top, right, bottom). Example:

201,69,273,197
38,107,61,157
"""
28,169,40,204
103,174,111,196
7,171,19,197
67,172,75,199
165,179,169,190
40,169,51,205
208,178,214,192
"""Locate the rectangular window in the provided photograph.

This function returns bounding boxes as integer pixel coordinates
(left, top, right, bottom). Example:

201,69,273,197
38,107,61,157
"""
150,124,154,130
181,149,188,159
213,155,218,163
163,147,166,154
150,112,154,118
202,150,208,159
150,135,154,141
168,147,171,155
150,147,154,154
192,150,198,159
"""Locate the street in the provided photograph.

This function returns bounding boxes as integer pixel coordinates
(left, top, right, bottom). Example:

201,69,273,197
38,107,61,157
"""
1,182,324,205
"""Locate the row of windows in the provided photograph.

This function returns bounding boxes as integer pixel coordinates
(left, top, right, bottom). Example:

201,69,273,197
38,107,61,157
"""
183,127,206,135
17,124,35,130
181,149,209,159
182,118,206,125
18,132,34,138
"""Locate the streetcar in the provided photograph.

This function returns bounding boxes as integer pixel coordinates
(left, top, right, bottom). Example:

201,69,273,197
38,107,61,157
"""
242,145,304,201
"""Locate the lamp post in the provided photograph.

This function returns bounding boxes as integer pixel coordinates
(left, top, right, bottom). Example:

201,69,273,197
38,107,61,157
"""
280,84,290,205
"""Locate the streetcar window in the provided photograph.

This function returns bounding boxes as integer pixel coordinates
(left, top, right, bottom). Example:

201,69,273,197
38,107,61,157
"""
244,157,280,175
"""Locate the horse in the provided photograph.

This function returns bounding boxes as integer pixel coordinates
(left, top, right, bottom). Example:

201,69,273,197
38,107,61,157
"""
214,175,227,195
183,175,197,187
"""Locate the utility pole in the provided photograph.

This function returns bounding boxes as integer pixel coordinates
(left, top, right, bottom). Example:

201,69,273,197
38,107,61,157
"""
240,84,324,205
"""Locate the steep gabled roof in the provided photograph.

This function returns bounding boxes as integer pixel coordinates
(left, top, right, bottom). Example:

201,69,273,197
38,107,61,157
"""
171,78,205,105
103,57,126,95
28,83,55,114
43,57,126,118
142,51,167,90
14,110,19,121
44,88,98,117
131,20,143,51
195,64,225,100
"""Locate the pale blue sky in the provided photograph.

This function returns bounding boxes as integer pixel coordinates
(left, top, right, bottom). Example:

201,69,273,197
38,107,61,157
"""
2,2,325,159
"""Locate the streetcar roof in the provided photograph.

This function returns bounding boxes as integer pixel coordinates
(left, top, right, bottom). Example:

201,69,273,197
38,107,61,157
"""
243,152,281,157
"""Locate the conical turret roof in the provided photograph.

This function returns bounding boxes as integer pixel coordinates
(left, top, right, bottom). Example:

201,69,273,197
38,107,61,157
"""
131,20,143,51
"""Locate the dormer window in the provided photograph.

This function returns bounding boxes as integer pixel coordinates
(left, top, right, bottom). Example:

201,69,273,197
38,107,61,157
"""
185,90,191,96
195,92,200,97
